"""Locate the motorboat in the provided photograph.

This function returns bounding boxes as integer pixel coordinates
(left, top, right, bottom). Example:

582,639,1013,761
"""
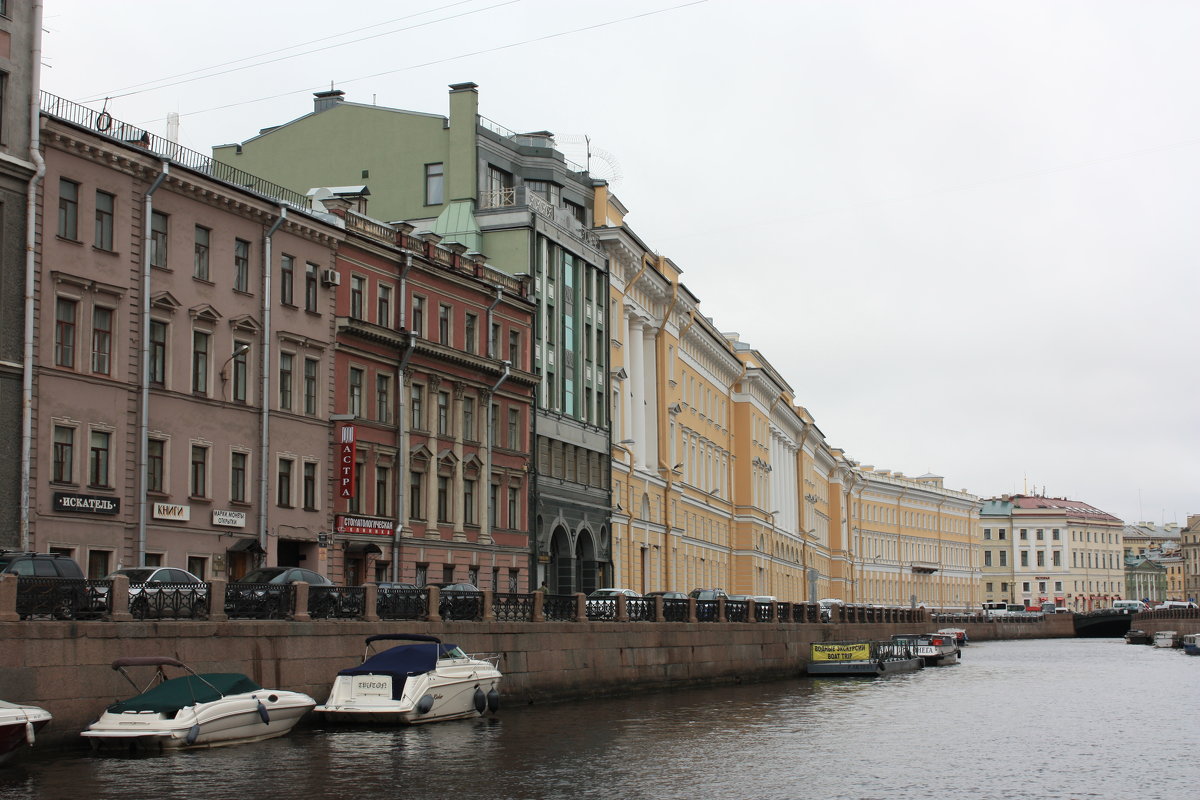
1124,629,1153,645
892,633,960,666
1182,634,1199,656
317,634,501,724
82,656,314,749
1152,631,1181,649
937,627,969,646
806,640,923,676
0,701,51,765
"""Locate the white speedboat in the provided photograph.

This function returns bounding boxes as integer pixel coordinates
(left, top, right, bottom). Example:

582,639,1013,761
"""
1182,634,1199,655
892,633,960,666
82,656,314,749
317,634,501,725
1152,631,1181,649
0,701,52,765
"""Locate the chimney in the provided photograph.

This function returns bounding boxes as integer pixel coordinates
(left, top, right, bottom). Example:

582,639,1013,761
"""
314,90,346,113
447,83,480,201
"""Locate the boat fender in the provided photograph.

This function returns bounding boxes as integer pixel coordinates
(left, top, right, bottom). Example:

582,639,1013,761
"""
25,722,35,746
257,700,271,725
486,688,500,714
417,694,435,715
473,688,487,714
185,724,200,745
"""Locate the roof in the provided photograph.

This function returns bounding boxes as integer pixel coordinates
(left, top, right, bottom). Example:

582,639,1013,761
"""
108,673,262,714
1008,495,1121,522
338,642,458,678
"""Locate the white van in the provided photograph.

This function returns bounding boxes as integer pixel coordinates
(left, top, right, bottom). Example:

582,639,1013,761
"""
1112,600,1148,614
1153,600,1198,611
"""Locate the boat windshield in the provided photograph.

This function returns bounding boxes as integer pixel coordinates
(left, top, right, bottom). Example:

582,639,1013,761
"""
440,645,468,659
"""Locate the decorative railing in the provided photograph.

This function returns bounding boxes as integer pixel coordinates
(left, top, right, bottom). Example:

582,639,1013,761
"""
224,583,296,620
129,582,209,620
345,211,399,246
439,591,484,621
479,188,517,209
15,577,109,620
492,592,533,622
662,598,690,622
585,597,617,621
1135,608,1200,621
377,587,427,620
310,586,366,619
695,600,719,622
754,602,775,623
626,597,655,622
542,594,578,622
40,92,310,210
725,600,748,623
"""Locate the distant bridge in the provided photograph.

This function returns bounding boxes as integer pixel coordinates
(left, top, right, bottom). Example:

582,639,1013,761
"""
1073,609,1133,637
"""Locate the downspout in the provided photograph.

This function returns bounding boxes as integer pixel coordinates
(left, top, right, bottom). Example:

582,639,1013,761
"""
397,253,413,328
485,287,501,359
483,360,511,546
135,162,169,566
392,332,417,581
19,1,45,552
258,209,286,556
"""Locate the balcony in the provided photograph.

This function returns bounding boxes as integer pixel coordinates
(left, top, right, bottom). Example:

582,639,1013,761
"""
477,186,599,248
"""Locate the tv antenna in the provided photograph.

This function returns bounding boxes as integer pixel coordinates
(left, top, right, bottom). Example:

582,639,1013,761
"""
556,134,623,183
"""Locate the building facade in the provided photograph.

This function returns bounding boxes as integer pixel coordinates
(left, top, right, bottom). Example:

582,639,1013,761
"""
215,84,611,593
1183,514,1200,603
32,96,343,578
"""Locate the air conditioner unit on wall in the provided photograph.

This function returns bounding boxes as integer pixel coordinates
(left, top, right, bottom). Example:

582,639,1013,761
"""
321,269,341,287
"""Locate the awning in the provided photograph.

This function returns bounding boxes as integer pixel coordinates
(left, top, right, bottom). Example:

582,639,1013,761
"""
227,538,265,555
345,542,383,556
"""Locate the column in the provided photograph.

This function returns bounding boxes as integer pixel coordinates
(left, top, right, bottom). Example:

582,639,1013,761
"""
642,327,659,469
627,316,646,468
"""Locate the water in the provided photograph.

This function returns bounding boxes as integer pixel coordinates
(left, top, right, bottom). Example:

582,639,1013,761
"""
2,638,1196,800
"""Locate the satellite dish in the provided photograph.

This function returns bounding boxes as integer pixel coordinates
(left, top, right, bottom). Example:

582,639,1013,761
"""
556,134,623,183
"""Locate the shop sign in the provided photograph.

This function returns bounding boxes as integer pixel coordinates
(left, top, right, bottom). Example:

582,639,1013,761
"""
53,492,119,515
153,502,190,521
335,514,395,536
338,425,356,498
212,509,247,528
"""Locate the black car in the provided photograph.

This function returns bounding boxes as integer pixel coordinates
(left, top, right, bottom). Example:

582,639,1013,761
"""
226,567,334,619
430,582,483,620
376,582,425,619
0,551,89,619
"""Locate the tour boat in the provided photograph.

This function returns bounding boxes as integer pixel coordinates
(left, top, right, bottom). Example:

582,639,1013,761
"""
82,656,314,749
806,640,923,676
937,627,969,646
1124,629,1153,645
891,633,960,666
0,701,51,765
1152,631,1181,649
316,634,501,725
1181,634,1199,656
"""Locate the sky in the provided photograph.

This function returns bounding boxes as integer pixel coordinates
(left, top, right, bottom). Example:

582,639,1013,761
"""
39,0,1198,526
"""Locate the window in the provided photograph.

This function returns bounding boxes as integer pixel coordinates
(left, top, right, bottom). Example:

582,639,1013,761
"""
985,582,993,593
194,226,210,280
463,478,476,525
1052,550,1061,567
490,323,499,358
507,486,519,528
489,403,498,445
58,179,79,239
489,484,499,528
462,396,475,441
376,374,391,422
563,199,585,223
231,341,249,403
305,263,318,311
52,426,74,483
409,471,423,519
303,462,317,510
411,297,425,336
190,445,208,497
425,163,444,205
1036,529,1044,541
507,408,519,449
151,212,168,268
983,528,992,540
410,384,424,430
439,305,451,344
280,255,295,305
277,458,294,506
234,239,250,292
91,306,112,375
375,466,390,516
984,551,993,567
1020,529,1028,540
465,313,477,354
437,391,449,435
1052,529,1060,540
1036,551,1045,567
486,165,513,199
304,357,319,414
350,275,365,319
94,190,114,250
149,320,167,386
279,353,294,410
192,331,210,394
147,438,165,493
999,551,1008,567
1022,582,1031,593
437,476,450,522
508,331,520,366
377,284,392,326
999,529,1007,540
230,451,247,502
1020,551,1029,567
54,298,77,368
349,367,364,416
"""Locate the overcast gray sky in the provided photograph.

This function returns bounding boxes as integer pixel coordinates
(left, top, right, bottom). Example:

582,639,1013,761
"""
41,0,1198,525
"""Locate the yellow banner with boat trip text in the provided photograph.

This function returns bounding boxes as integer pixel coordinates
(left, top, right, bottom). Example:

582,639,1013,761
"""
810,643,871,661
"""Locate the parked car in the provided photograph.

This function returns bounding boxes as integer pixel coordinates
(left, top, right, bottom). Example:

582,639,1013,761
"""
1112,600,1148,614
588,588,641,598
102,567,207,619
376,582,424,618
1154,600,1198,610
0,551,88,619
689,588,728,621
430,582,483,620
689,588,728,601
226,567,333,618
644,591,688,600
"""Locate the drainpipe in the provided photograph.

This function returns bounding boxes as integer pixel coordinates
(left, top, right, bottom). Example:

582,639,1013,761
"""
485,287,502,359
392,332,418,581
258,209,286,557
397,253,413,328
135,162,169,566
483,360,511,546
19,1,45,552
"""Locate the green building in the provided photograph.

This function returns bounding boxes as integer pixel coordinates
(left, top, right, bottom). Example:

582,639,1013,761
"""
214,84,612,592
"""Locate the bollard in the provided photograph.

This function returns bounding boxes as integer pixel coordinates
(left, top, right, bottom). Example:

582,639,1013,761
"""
426,585,442,622
361,583,379,622
481,589,495,621
0,574,18,622
532,589,545,622
616,594,628,622
574,592,587,622
654,595,665,623
292,581,310,621
207,579,228,622
687,597,698,624
110,574,132,622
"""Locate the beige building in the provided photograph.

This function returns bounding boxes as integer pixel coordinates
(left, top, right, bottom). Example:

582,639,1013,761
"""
981,494,1124,611
1183,514,1200,602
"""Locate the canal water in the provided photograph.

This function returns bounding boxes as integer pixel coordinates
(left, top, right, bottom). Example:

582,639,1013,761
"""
2,638,1196,800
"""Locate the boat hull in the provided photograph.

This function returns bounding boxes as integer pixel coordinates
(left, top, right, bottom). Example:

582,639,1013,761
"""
82,690,314,749
0,705,52,765
1124,630,1152,645
317,661,501,725
807,658,923,676
1152,632,1180,649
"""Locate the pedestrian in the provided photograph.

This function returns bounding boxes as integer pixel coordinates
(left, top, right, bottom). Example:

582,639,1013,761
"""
538,580,549,594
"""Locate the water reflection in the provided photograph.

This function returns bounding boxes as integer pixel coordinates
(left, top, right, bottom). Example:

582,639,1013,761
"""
2,639,1196,800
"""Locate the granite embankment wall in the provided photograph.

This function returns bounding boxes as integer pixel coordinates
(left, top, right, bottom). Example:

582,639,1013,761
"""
0,614,1073,748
